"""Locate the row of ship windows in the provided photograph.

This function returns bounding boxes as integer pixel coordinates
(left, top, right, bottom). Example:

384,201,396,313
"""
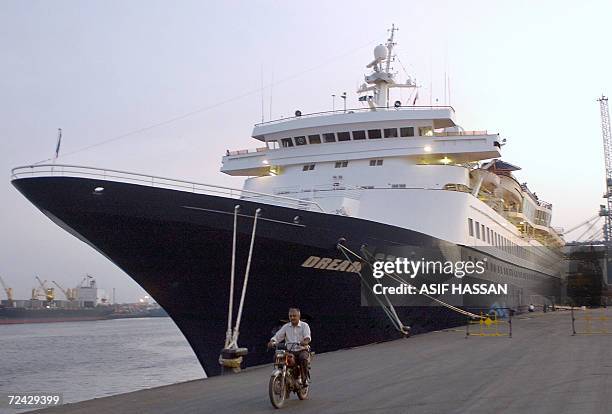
278,126,434,148
302,159,384,171
468,218,530,260
466,255,541,282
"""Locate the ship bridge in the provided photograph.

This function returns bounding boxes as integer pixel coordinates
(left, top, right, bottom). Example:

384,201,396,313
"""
251,105,456,141
221,107,501,177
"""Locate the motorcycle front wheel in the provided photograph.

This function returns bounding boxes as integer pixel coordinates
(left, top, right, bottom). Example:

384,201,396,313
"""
297,385,309,400
269,373,286,409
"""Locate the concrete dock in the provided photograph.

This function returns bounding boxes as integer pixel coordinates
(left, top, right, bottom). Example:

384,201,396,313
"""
34,309,612,414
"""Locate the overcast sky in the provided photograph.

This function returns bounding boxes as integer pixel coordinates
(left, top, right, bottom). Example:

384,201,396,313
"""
1,0,611,302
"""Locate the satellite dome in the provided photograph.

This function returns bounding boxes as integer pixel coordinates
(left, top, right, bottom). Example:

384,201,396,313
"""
373,44,387,60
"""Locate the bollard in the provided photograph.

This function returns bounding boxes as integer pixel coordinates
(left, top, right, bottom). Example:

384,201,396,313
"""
219,347,249,374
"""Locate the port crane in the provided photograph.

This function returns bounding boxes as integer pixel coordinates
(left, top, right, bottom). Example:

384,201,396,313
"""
0,275,14,306
562,96,612,244
52,280,77,301
599,95,612,244
565,96,612,245
34,275,55,302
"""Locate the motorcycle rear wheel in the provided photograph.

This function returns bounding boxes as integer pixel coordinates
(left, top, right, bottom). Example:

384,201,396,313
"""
269,374,286,409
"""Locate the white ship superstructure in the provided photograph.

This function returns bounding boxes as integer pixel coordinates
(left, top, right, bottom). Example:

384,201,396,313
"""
221,26,563,277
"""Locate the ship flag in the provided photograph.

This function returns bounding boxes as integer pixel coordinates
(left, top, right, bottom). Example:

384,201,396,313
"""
54,128,62,159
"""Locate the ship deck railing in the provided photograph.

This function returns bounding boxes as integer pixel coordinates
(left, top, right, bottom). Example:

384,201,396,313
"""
226,147,268,156
253,105,456,127
11,164,326,212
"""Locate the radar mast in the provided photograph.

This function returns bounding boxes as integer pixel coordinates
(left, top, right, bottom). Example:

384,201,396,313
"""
357,24,417,109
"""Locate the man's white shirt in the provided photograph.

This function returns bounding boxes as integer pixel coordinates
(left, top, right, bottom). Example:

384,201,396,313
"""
271,320,311,348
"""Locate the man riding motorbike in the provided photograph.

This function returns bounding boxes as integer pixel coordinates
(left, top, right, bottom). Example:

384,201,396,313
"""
268,307,311,386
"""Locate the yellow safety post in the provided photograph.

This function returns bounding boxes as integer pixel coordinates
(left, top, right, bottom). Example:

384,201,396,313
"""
571,307,612,335
466,309,512,338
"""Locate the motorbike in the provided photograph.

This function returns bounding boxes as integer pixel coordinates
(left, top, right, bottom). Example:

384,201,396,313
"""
268,342,312,409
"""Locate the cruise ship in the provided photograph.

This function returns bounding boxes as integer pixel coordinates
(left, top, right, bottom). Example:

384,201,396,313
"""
11,27,564,376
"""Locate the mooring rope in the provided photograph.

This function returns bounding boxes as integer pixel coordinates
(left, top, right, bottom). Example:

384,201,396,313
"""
224,205,241,348
337,243,409,334
337,243,485,320
227,208,261,349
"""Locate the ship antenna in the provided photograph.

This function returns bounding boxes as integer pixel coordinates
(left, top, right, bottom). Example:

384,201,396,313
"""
357,25,415,110
384,24,396,74
269,70,273,120
260,64,264,123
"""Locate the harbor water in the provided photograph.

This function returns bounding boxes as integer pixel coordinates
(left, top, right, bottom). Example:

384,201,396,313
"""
0,318,205,413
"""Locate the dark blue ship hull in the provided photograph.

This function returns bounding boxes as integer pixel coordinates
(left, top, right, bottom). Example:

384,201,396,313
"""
12,176,560,376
